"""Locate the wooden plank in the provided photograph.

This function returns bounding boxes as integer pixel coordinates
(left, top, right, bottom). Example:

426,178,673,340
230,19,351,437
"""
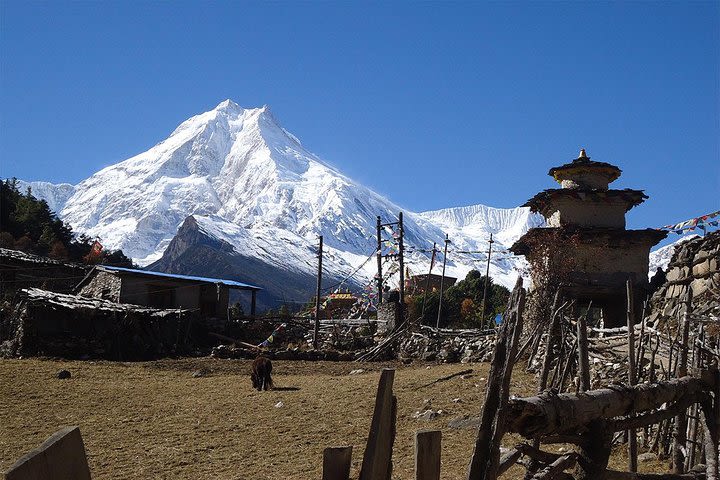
4,426,92,480
497,448,521,476
415,430,441,480
414,369,473,390
627,280,638,473
604,470,706,479
531,453,577,480
506,376,709,438
577,307,591,392
359,368,396,480
322,446,353,480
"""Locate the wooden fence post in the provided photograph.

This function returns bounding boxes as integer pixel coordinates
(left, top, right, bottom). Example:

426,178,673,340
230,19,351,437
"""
322,446,353,480
627,280,638,473
415,430,441,480
466,278,525,480
359,368,396,480
673,290,692,474
4,426,92,480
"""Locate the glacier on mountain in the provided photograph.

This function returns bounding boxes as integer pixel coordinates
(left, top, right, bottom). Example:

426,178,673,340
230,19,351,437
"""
14,100,546,295
15,180,76,214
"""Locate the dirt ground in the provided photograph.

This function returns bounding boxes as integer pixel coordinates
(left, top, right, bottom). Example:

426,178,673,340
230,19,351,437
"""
1,358,668,479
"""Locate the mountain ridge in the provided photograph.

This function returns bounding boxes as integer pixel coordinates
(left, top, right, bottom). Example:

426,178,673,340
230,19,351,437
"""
13,99,548,304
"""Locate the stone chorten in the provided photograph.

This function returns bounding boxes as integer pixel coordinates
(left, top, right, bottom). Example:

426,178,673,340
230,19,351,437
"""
511,149,667,327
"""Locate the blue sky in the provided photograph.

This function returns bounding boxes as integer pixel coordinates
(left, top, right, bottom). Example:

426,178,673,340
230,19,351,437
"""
1,1,718,244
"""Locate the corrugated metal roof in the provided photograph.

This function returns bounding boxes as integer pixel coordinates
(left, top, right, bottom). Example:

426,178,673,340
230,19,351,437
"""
97,265,261,290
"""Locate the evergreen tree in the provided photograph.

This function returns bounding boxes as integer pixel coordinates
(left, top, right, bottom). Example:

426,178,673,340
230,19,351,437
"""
0,178,133,265
406,270,510,328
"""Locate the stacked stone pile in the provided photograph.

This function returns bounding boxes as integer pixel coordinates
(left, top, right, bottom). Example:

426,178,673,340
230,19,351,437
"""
210,344,354,361
398,331,496,363
651,231,720,321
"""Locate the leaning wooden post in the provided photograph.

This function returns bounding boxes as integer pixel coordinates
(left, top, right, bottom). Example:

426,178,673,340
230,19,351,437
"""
525,291,564,479
467,277,525,480
700,390,718,480
415,430,441,480
359,369,396,480
627,280,638,473
322,446,353,480
672,290,692,474
577,304,591,392
699,368,720,480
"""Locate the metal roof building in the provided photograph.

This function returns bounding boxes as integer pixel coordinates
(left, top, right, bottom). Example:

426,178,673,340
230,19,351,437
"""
75,265,261,317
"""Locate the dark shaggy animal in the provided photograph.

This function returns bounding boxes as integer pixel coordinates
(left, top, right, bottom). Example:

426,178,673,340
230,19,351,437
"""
251,356,273,391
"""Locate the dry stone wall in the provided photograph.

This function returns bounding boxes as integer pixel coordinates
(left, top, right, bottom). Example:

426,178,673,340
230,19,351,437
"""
651,231,720,319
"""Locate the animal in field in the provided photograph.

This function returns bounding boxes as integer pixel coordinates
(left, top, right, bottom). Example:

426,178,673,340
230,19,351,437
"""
251,356,273,391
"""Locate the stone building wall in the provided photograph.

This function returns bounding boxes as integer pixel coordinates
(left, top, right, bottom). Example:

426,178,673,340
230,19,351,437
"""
0,248,89,296
77,271,122,301
546,199,627,228
651,231,720,319
1,288,201,360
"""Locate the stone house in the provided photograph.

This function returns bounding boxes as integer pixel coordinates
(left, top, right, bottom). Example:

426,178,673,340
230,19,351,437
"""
75,265,261,318
0,248,89,296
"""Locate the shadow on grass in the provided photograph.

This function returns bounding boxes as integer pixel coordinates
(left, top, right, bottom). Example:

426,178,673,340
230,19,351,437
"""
273,386,301,391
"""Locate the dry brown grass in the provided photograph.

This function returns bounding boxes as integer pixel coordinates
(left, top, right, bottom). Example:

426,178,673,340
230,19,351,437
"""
1,358,668,479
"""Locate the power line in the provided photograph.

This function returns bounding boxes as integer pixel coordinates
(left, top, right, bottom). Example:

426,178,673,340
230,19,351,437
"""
321,248,379,293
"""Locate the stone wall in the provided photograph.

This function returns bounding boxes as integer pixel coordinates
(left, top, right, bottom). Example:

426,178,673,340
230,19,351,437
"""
376,301,401,332
0,248,89,296
77,270,122,301
651,231,720,319
1,288,203,360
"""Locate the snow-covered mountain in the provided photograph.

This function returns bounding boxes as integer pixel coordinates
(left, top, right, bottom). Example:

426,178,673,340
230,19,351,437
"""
16,100,544,303
648,235,700,276
15,180,76,214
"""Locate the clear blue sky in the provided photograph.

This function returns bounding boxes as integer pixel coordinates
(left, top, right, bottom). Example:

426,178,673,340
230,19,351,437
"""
1,1,718,244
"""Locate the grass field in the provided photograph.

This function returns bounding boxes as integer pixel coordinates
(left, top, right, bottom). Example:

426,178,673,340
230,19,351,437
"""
1,358,668,479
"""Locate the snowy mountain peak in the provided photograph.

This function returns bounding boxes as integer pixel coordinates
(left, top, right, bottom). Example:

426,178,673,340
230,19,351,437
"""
214,99,244,113
17,100,547,293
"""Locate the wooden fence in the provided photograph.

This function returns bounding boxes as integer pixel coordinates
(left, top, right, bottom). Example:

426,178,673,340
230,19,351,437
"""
324,278,720,480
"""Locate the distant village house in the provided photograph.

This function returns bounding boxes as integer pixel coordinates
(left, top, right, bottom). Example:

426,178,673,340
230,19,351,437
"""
405,273,457,295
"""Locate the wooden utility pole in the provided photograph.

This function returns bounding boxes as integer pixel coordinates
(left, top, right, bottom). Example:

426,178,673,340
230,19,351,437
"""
480,233,494,327
313,235,323,350
376,216,383,304
398,212,405,323
436,234,450,329
420,243,437,319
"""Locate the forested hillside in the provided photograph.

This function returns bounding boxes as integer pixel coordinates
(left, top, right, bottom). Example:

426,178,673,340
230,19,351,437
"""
0,178,132,267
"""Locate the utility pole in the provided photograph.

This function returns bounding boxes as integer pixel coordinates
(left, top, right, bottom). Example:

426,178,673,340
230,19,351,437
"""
376,216,383,304
313,235,323,350
480,232,494,327
420,242,437,319
436,234,450,329
398,211,405,323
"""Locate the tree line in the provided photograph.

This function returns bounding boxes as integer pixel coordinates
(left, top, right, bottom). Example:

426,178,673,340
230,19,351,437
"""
406,269,510,328
0,178,133,267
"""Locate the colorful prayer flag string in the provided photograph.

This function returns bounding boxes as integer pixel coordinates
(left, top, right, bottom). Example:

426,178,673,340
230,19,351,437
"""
659,210,720,234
